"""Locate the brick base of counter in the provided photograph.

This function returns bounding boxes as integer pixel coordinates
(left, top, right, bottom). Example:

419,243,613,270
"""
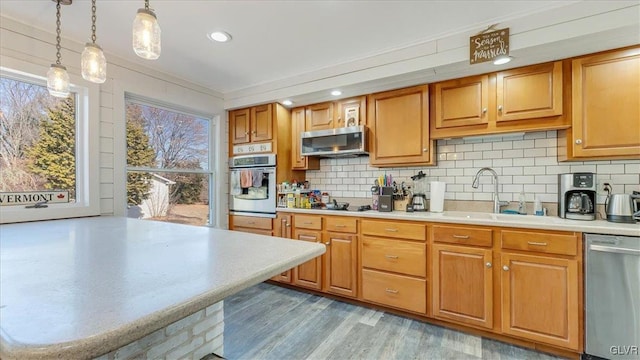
95,302,224,360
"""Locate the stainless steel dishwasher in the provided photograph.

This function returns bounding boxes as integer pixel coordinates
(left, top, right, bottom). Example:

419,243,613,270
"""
585,234,640,360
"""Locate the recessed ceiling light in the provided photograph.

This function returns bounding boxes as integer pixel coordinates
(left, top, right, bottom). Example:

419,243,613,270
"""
282,100,293,106
331,90,342,96
208,31,232,43
493,56,512,65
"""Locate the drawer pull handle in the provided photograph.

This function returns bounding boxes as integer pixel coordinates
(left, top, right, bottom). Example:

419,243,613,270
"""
385,228,398,232
385,255,399,259
452,235,470,239
335,224,346,228
503,265,509,271
303,221,313,225
527,241,548,246
486,262,492,268
324,241,331,245
385,288,398,294
248,221,255,225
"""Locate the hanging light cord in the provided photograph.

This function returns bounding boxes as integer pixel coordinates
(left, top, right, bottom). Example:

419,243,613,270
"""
55,0,62,65
91,0,97,44
145,0,150,10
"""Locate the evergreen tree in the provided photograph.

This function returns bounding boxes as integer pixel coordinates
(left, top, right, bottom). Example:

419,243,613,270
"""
27,97,76,197
126,120,155,205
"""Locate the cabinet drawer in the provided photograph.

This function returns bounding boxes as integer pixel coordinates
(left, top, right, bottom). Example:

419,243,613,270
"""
432,225,493,247
294,215,322,230
362,269,426,314
501,230,578,256
232,216,272,230
325,216,357,233
361,220,426,241
362,237,426,277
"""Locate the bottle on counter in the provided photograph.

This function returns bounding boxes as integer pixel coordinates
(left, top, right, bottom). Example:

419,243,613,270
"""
534,196,544,216
518,191,526,214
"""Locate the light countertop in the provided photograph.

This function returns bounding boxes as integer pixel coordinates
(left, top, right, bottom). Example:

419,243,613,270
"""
278,208,640,237
0,217,325,360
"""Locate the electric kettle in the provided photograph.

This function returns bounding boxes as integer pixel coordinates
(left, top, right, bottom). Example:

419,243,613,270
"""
605,193,640,223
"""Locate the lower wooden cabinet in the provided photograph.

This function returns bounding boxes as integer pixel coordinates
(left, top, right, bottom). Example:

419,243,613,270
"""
500,252,579,350
324,232,358,298
271,213,293,283
292,228,323,290
229,215,273,236
432,244,493,329
362,268,426,314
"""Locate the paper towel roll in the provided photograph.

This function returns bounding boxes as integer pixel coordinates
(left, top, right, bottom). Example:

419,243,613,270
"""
430,181,446,212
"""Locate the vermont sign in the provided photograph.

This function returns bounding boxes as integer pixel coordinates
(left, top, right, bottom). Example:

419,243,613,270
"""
470,28,509,64
0,191,70,206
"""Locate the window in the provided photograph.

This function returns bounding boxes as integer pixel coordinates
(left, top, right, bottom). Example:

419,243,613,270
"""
125,97,213,226
0,64,99,224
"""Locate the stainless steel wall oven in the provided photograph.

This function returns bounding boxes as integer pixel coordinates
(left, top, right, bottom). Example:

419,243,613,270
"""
229,154,276,218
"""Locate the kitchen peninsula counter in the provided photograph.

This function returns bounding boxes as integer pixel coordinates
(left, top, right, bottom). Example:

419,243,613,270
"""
0,217,325,360
278,208,640,237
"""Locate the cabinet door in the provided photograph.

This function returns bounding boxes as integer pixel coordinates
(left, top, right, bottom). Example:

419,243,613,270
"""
496,61,563,122
291,107,306,169
250,104,273,142
324,232,358,298
230,108,250,144
501,253,579,350
292,229,323,290
571,48,640,158
368,85,432,166
432,244,493,329
305,102,334,131
434,75,489,128
272,213,293,283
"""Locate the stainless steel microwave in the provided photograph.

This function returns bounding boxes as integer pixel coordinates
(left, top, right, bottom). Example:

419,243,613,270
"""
300,125,368,157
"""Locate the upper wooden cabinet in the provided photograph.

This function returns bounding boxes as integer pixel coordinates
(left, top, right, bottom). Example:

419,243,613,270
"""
230,104,273,145
291,107,320,170
304,96,367,131
431,61,569,139
368,85,435,167
434,75,490,129
496,62,563,122
560,47,640,160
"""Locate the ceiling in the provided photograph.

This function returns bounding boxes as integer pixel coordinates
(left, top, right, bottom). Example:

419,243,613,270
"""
1,1,639,108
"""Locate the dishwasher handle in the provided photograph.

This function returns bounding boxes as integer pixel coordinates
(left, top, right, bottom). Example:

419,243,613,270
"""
589,244,640,256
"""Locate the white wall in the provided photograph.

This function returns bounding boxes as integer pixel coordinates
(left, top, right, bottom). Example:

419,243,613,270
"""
0,17,228,228
306,131,640,205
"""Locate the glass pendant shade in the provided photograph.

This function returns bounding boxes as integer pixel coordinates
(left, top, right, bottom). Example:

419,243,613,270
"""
132,9,161,60
81,43,107,83
47,64,70,98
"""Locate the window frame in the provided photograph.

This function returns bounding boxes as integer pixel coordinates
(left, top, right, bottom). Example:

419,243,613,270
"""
124,95,216,226
0,58,100,224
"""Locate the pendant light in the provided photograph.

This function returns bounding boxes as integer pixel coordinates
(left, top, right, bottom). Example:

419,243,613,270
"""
81,0,106,83
132,0,161,60
47,0,71,98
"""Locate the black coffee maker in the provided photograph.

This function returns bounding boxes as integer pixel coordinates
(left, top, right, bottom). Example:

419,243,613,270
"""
558,173,596,220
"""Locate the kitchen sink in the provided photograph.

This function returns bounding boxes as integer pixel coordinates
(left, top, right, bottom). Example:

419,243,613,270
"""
439,211,564,223
439,211,497,220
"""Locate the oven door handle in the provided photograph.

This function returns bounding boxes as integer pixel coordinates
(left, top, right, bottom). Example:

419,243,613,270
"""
589,244,640,256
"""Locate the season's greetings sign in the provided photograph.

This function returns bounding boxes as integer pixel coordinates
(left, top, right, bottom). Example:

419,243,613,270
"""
470,28,509,64
0,191,70,206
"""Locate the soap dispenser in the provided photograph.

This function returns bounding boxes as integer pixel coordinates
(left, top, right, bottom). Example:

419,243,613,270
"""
518,191,526,214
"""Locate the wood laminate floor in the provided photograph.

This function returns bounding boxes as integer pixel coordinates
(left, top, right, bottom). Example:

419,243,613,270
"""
223,283,564,360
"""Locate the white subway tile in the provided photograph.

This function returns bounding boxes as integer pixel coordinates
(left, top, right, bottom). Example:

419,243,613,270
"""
343,178,355,185
624,184,640,193
546,184,559,194
473,143,492,151
503,184,523,193
454,160,474,168
597,164,626,174
360,171,373,177
523,167,546,175
503,167,523,175
330,178,343,185
455,144,474,152
439,145,456,153
524,148,546,158
625,163,640,174
546,147,558,157
463,151,483,160
512,140,535,149
610,174,640,184
539,193,556,202
342,165,355,172
520,158,535,166
473,192,493,201
342,191,355,197
454,176,473,184
447,184,464,192
534,138,555,148
429,168,447,177
524,131,547,140
447,168,464,176
439,160,456,168
524,184,546,193
455,192,473,200
483,150,503,159
493,141,513,150
513,176,534,184
534,175,557,184
332,190,344,197
502,149,524,158
438,153,447,161
570,165,597,173
473,159,492,168
492,159,513,167
545,165,571,174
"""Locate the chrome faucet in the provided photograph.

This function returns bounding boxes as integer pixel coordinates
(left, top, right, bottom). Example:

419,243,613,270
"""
472,167,509,213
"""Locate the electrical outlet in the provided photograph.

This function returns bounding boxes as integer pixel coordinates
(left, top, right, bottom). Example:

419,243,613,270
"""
596,178,611,195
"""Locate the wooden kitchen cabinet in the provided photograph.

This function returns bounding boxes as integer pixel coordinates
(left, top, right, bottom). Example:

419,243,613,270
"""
559,46,640,160
229,215,273,236
271,213,293,283
432,244,494,330
500,252,579,350
291,107,320,170
434,75,490,129
431,61,569,139
324,216,358,298
368,85,435,167
360,218,427,314
304,96,367,131
292,215,323,290
229,104,273,145
499,228,581,351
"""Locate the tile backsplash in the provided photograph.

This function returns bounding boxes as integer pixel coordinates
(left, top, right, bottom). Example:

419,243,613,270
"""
304,131,640,206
